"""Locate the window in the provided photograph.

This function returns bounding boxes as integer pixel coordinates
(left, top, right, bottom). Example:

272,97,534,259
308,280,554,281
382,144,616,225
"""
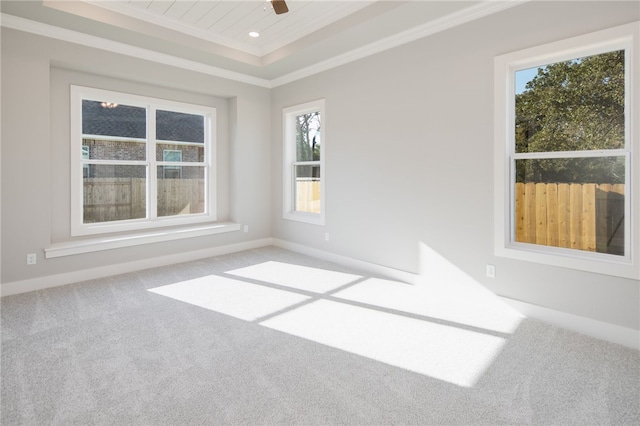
163,149,183,179
82,145,90,178
70,86,216,236
494,23,639,279
283,99,325,225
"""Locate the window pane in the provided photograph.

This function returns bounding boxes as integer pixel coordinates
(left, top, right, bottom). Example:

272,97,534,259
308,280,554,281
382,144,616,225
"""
294,165,321,213
296,111,321,161
156,143,204,162
516,156,624,184
82,138,146,161
82,100,146,139
157,166,205,217
156,110,204,143
514,157,624,255
83,165,146,223
515,50,624,153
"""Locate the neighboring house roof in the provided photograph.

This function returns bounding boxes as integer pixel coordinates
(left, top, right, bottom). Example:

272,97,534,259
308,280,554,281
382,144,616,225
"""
82,100,204,143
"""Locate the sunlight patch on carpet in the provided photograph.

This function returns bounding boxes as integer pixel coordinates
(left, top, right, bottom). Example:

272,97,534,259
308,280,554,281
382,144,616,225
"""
333,277,523,334
260,299,505,387
148,275,309,321
226,261,362,293
149,257,517,388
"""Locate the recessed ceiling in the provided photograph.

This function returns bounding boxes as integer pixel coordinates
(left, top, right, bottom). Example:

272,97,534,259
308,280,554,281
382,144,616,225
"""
0,1,523,86
87,0,377,57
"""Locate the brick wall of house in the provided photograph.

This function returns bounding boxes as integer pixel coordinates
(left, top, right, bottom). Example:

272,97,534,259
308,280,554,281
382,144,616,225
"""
82,139,203,179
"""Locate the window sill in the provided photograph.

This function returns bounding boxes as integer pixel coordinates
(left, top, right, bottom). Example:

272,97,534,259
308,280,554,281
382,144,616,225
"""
283,211,325,226
45,222,241,258
495,242,639,280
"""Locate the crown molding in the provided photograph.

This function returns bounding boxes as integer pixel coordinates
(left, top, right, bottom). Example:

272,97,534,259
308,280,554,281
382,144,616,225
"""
0,13,272,88
86,0,374,58
84,0,264,57
1,1,527,89
271,0,528,87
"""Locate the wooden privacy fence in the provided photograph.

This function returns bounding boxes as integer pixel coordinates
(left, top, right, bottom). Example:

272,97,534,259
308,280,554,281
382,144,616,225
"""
515,182,624,255
296,179,321,213
83,178,204,223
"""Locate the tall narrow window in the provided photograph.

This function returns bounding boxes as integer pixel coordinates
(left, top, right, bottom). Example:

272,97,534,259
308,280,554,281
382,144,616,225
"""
494,23,638,279
70,86,216,236
283,99,325,225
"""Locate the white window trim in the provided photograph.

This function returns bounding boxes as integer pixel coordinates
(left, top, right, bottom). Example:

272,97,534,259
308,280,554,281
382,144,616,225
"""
494,22,639,279
283,99,326,225
70,85,217,236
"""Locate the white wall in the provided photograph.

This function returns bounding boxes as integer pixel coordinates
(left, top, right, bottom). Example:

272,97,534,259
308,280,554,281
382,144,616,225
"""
1,28,271,285
271,1,640,331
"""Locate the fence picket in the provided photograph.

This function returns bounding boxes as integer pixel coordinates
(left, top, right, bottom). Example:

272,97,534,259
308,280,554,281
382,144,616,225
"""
557,183,571,248
569,184,583,250
515,183,525,243
525,183,536,244
582,184,596,251
546,183,558,247
535,183,547,246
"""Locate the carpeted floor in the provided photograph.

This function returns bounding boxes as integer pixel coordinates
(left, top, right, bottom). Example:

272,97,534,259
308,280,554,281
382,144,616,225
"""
2,246,639,425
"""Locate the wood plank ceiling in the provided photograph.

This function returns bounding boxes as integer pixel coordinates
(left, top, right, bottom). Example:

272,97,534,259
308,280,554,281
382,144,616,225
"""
92,0,374,55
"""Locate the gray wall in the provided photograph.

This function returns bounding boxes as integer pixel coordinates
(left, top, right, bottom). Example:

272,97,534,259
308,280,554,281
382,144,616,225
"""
2,1,639,332
271,1,640,330
1,28,271,284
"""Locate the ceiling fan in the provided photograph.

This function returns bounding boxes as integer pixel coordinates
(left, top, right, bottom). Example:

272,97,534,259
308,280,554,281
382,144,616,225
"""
271,0,289,15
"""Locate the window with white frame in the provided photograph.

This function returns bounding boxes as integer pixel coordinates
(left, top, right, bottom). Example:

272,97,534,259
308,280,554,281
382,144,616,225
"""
163,149,183,179
283,99,325,225
494,23,639,279
70,85,216,236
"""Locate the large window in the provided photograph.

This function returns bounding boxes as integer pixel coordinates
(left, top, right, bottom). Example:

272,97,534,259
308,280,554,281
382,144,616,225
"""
70,86,216,236
283,99,325,225
494,23,638,279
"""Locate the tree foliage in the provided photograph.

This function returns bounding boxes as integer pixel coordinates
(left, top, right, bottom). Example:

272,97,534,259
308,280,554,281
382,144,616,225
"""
295,111,321,178
515,50,625,183
296,111,321,162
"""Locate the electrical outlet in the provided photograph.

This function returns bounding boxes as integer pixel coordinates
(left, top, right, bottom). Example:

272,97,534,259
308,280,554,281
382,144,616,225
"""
324,233,330,242
27,253,37,265
486,264,496,278
244,225,249,233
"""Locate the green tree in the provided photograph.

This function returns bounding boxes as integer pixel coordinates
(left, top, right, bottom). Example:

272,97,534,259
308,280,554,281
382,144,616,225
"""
295,112,321,178
296,111,321,161
515,50,625,183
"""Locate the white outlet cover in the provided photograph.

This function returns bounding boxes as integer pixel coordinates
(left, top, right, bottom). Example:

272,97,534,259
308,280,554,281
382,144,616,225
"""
486,264,496,278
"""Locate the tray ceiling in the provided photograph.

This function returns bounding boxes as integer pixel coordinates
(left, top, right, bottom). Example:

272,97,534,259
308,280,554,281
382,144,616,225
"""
0,1,524,86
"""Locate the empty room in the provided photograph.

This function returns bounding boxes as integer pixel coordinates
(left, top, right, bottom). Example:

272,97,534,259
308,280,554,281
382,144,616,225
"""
1,0,639,424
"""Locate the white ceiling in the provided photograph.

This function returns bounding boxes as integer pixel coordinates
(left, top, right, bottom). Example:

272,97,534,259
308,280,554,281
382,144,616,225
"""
88,0,377,56
0,0,524,86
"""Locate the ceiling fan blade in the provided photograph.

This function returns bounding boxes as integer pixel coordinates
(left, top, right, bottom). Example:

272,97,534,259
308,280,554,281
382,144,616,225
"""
271,0,289,15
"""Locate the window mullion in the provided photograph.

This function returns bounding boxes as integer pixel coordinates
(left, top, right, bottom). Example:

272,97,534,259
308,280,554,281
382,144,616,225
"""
293,161,320,166
83,159,147,166
148,106,157,221
513,149,628,160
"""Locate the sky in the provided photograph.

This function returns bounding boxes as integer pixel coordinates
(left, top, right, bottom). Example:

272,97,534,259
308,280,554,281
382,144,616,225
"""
515,66,540,94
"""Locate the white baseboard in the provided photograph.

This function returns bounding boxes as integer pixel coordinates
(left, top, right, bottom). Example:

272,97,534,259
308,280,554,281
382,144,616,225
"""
272,238,424,285
3,237,638,350
0,238,273,297
274,239,639,350
498,296,639,350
